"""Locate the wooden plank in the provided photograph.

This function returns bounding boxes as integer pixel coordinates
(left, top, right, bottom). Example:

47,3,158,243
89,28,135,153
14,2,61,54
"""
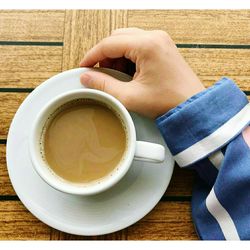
0,201,51,240
110,10,128,30
128,10,250,45
0,145,15,195
165,165,194,197
62,10,128,70
180,48,250,89
0,93,29,139
62,10,112,70
0,46,249,89
0,46,62,88
0,10,65,42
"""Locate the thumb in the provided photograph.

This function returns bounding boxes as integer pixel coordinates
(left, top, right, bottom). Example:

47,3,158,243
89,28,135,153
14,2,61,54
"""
80,71,134,108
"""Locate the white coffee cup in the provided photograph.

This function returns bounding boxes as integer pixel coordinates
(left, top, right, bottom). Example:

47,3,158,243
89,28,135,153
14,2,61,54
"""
29,89,165,195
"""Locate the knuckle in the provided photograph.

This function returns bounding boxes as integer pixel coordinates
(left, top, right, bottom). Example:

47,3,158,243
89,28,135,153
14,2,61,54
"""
138,38,156,57
153,30,170,39
152,30,174,46
155,30,174,45
138,30,175,56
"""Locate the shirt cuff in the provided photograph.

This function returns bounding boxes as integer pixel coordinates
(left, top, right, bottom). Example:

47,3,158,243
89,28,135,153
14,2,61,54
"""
156,77,250,167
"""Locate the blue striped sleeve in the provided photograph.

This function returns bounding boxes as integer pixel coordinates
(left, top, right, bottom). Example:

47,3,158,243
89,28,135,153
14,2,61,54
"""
156,77,250,167
156,77,250,240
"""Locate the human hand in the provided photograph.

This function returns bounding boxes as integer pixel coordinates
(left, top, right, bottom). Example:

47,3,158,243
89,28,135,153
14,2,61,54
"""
80,28,205,119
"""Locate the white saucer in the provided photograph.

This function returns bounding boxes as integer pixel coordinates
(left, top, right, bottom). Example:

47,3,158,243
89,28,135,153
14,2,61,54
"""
6,68,174,236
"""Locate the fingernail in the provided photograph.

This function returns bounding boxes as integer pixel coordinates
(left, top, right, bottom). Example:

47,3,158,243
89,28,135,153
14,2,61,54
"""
80,73,91,85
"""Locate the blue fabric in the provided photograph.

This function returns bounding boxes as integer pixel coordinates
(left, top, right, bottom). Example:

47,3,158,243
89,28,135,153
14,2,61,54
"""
192,177,225,240
190,159,218,187
155,78,250,240
214,133,250,239
156,77,249,155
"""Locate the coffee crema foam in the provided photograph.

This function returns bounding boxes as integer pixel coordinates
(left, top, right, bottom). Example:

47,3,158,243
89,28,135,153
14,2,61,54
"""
39,98,128,186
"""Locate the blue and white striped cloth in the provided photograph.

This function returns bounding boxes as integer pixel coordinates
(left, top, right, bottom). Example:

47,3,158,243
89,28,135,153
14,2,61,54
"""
156,78,250,240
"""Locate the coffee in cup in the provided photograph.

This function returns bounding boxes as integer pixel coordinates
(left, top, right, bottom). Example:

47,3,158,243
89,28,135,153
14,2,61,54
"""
41,98,127,184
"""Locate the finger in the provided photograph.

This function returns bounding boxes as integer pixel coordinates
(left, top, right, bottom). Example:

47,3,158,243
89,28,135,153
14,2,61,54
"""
80,71,135,109
79,35,137,67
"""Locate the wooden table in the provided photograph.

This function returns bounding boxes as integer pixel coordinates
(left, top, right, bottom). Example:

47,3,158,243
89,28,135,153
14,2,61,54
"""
0,10,249,240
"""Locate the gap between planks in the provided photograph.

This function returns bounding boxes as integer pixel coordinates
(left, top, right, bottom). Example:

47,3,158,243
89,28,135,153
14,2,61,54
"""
1,40,250,49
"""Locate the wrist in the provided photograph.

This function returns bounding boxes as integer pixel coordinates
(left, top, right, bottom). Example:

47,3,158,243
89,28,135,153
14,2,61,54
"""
155,83,205,119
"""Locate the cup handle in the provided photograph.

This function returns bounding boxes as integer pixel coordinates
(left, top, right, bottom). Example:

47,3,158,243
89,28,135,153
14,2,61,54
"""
134,141,165,163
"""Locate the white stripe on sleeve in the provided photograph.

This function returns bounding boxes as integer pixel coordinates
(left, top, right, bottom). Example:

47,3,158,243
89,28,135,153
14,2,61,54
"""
208,150,224,170
206,188,240,240
174,103,250,167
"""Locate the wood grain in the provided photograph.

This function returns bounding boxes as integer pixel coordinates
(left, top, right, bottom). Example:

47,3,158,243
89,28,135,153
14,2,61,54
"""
0,145,15,195
0,200,195,240
180,48,250,89
62,10,128,70
0,46,62,88
0,201,51,240
165,166,194,197
0,93,29,139
0,46,249,89
128,10,250,44
62,10,112,70
0,10,65,42
111,10,128,30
